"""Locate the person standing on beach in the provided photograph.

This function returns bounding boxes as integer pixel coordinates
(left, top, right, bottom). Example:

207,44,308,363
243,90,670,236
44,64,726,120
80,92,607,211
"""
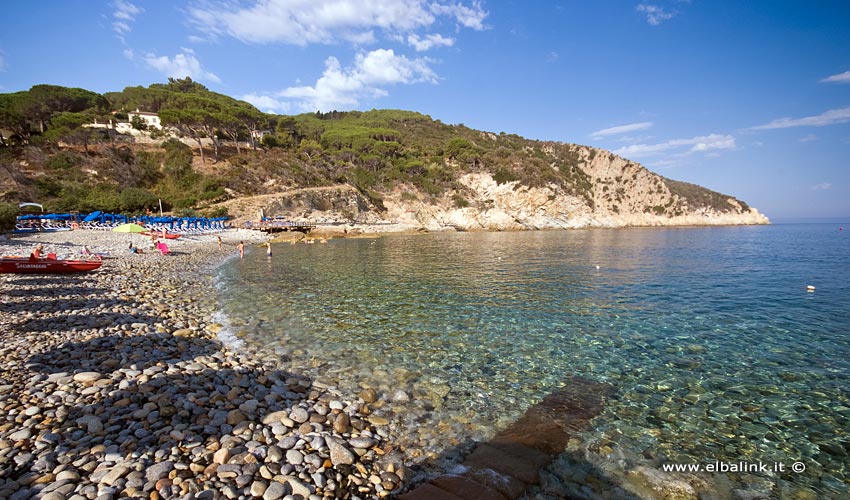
217,235,223,251
237,241,244,259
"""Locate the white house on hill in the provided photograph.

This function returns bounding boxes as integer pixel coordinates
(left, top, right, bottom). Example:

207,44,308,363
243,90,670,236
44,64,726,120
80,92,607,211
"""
128,109,162,129
251,129,273,140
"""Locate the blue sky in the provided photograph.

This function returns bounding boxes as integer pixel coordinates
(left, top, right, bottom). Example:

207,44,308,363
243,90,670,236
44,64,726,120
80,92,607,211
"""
2,1,849,220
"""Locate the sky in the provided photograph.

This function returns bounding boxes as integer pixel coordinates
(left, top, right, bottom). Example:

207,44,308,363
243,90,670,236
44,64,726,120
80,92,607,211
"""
2,1,849,220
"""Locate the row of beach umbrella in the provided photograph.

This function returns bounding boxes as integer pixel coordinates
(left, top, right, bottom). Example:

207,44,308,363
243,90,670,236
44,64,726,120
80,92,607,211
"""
16,211,229,234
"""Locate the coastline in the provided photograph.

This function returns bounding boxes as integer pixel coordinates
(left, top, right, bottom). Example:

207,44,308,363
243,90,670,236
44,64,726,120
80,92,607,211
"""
0,229,409,499
275,218,771,244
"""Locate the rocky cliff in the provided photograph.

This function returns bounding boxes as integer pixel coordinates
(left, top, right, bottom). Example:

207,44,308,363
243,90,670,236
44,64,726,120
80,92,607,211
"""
215,143,769,233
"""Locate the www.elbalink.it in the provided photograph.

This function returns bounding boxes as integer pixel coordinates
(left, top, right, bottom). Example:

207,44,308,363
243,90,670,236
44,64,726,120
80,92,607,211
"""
662,461,806,474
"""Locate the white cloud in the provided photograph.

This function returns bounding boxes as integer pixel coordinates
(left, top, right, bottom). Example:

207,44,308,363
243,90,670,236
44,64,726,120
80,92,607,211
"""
345,31,378,45
241,93,293,114
591,121,653,138
248,49,437,112
408,33,454,51
112,0,143,36
798,133,818,143
646,158,679,168
636,4,674,25
613,134,655,144
820,71,850,84
357,48,437,84
614,134,736,158
811,183,832,191
430,1,488,30
688,135,735,152
114,0,142,21
188,0,486,47
750,106,850,130
0,50,6,72
143,49,221,83
113,21,131,36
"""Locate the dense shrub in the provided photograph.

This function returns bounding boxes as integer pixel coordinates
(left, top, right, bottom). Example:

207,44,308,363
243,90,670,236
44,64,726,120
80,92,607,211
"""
0,202,17,231
80,185,121,212
119,187,159,213
47,152,77,170
665,178,742,212
261,134,280,148
162,139,193,177
493,167,518,185
452,194,470,208
202,206,229,218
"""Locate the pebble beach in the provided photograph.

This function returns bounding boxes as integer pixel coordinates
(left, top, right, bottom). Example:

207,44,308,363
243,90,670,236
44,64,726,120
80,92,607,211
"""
0,229,410,500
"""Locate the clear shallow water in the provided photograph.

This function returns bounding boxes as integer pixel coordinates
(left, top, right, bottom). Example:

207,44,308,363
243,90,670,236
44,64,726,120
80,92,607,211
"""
215,225,850,497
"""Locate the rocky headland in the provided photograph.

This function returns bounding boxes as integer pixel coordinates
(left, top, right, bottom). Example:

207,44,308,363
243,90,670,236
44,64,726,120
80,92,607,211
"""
214,146,769,235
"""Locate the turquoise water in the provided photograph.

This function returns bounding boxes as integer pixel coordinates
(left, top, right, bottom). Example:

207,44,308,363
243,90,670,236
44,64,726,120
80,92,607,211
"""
215,225,850,497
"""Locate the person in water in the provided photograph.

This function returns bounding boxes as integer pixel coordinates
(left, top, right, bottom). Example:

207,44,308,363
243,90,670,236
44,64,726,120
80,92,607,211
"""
237,241,245,259
266,241,272,257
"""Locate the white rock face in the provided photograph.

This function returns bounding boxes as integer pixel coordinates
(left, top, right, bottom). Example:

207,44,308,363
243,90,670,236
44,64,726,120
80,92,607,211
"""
381,170,768,232
216,145,769,232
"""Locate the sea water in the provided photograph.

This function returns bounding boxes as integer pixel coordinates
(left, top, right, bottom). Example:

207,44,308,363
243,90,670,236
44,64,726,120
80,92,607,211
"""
214,224,850,497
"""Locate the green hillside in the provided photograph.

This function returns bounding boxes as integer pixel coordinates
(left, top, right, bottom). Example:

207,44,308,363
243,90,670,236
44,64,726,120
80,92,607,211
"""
0,79,751,225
